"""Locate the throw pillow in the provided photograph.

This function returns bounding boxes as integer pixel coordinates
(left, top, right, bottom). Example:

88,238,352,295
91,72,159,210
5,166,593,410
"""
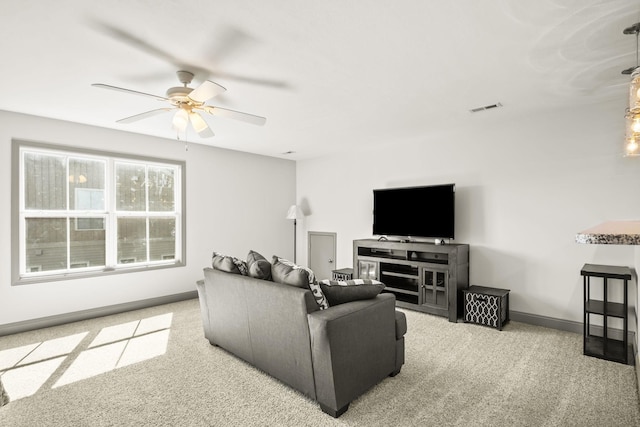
319,279,385,306
0,377,9,406
211,251,248,275
247,250,272,280
272,256,329,310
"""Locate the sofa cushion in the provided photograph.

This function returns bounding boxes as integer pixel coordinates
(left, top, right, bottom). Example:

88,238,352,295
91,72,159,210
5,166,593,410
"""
271,257,308,288
395,310,407,339
319,279,385,306
272,256,329,310
212,251,248,275
247,250,272,280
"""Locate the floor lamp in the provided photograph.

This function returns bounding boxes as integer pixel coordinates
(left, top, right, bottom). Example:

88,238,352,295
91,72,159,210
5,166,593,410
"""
286,205,303,263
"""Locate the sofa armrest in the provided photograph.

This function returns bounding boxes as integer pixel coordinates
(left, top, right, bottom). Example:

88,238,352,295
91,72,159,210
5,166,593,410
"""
308,293,398,416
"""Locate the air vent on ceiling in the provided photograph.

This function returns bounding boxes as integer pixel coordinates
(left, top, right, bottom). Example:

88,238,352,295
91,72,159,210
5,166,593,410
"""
469,102,503,113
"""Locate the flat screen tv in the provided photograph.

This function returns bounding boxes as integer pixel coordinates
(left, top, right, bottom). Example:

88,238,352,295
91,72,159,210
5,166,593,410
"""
372,184,455,239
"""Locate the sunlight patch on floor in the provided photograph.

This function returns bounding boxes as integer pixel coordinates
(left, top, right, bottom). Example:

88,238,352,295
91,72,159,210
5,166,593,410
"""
0,343,40,371
0,313,173,401
54,313,173,387
118,329,170,368
1,356,67,400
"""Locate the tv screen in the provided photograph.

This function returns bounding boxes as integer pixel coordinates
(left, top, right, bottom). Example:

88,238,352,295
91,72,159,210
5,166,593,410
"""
372,184,455,239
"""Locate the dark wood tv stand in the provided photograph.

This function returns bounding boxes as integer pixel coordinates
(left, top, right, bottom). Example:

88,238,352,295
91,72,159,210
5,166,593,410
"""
353,239,469,322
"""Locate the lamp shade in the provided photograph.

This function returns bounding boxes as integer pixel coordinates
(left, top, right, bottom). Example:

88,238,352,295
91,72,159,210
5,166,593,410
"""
172,109,189,131
189,111,208,133
286,205,303,220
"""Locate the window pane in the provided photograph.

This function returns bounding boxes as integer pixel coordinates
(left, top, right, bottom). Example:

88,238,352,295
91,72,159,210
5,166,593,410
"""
149,218,175,261
148,167,175,212
74,188,105,213
71,217,105,268
70,158,105,211
24,153,66,210
116,164,146,211
117,217,147,264
26,218,67,272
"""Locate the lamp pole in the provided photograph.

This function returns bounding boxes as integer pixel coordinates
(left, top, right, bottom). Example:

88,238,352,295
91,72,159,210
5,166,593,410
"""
292,218,297,263
286,205,302,263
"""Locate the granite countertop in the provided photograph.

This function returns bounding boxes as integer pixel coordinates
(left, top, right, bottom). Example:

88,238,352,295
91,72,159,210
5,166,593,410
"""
575,221,640,245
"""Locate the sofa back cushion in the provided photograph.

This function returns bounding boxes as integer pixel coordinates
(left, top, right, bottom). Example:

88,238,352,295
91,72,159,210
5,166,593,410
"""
212,251,248,275
272,256,329,309
271,256,309,288
247,250,272,280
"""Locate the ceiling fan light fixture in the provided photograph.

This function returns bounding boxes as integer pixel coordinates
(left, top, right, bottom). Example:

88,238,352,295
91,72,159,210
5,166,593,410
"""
172,109,189,131
93,69,264,140
189,111,208,133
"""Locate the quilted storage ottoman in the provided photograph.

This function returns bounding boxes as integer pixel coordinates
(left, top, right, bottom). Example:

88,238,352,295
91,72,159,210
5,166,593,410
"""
463,286,510,330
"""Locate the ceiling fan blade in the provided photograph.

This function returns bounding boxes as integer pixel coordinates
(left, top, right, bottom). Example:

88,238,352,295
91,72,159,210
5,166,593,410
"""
116,108,175,124
91,21,289,89
203,106,266,126
92,83,169,101
90,21,185,69
189,112,215,137
188,80,226,103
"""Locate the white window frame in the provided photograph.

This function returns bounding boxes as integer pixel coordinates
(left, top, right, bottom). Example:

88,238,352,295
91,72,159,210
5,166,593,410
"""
12,140,186,285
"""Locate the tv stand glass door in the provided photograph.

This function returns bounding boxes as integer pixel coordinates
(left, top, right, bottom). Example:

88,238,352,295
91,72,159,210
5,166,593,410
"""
422,266,448,310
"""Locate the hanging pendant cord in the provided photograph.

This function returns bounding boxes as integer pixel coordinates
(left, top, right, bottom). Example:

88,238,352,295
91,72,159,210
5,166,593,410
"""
636,27,640,68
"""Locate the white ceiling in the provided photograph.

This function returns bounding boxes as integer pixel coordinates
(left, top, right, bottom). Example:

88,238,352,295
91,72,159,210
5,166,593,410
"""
1,0,638,160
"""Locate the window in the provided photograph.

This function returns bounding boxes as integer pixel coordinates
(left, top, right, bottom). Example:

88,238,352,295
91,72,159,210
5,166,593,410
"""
13,141,185,283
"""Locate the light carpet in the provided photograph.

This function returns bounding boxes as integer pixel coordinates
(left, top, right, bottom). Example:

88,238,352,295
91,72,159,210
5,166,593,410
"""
0,298,638,426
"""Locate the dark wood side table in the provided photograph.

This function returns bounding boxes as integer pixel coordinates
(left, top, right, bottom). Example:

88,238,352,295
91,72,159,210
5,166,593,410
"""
580,263,631,365
462,286,510,330
332,268,353,281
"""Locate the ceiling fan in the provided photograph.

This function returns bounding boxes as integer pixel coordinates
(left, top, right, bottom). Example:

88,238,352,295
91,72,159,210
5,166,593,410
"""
92,70,266,138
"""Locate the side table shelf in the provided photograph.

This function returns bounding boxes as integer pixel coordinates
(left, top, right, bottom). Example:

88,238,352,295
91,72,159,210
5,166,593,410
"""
580,263,631,365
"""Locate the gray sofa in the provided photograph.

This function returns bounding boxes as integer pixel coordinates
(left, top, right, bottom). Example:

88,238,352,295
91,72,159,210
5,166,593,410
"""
196,267,407,417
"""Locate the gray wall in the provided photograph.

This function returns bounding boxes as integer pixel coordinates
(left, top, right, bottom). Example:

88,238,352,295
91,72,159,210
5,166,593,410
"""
0,110,296,325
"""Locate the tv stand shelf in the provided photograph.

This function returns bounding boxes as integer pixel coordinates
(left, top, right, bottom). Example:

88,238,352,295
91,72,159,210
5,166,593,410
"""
353,239,469,322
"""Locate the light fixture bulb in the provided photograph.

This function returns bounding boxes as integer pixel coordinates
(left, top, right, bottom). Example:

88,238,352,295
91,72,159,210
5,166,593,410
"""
189,112,208,133
627,138,638,153
172,109,189,131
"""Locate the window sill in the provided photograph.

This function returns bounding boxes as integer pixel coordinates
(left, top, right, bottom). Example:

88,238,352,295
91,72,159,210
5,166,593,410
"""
12,261,186,286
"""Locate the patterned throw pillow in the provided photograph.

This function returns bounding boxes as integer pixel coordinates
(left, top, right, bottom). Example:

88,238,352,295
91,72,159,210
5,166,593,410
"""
247,250,272,280
272,256,329,310
0,378,9,406
211,251,248,275
319,279,385,306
